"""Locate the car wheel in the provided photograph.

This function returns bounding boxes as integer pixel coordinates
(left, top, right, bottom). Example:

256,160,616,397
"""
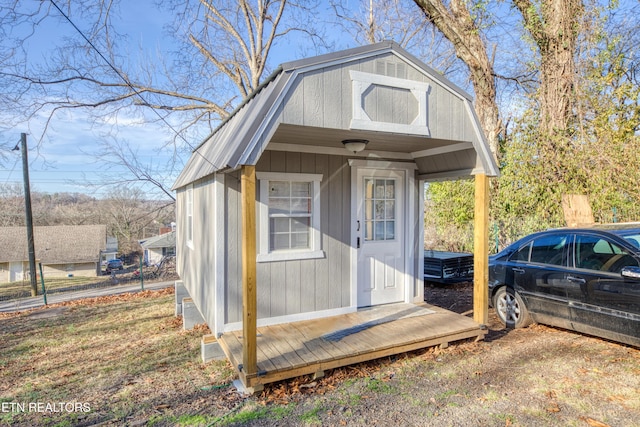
494,287,531,328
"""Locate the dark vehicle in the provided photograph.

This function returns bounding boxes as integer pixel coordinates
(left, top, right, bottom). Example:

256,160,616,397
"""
424,250,474,283
489,223,640,347
105,259,124,273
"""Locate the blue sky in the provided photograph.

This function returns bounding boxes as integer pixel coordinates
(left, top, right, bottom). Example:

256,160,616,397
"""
0,0,347,198
0,0,182,198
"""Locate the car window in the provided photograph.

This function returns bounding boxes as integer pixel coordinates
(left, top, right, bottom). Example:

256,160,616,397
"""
529,234,568,265
508,234,568,265
510,242,531,262
575,235,640,273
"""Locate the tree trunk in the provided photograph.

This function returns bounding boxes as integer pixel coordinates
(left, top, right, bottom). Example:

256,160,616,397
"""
412,0,502,157
513,0,584,135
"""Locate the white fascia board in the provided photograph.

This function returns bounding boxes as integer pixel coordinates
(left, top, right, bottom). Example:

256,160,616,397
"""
267,143,413,160
411,142,474,159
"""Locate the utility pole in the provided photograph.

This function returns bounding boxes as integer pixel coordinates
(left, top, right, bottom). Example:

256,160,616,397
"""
19,133,38,296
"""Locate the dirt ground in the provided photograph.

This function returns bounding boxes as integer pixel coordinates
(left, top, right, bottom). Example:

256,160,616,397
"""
225,282,640,427
1,284,638,427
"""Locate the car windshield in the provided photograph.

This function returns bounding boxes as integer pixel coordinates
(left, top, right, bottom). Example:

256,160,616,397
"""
609,230,640,249
621,234,640,249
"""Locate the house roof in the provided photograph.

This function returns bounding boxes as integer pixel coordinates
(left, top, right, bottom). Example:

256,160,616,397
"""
139,231,176,249
0,225,107,264
173,41,499,190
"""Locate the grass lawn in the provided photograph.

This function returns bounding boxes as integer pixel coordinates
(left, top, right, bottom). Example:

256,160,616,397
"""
0,276,102,299
0,288,236,426
1,287,638,427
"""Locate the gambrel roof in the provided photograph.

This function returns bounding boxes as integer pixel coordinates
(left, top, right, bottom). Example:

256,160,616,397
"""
173,41,498,190
0,225,107,263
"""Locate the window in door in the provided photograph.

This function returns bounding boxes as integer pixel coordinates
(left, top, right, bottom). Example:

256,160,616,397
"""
364,178,396,241
575,234,639,273
530,234,568,266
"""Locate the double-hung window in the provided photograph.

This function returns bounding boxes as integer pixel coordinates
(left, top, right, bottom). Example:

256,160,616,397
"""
257,172,323,262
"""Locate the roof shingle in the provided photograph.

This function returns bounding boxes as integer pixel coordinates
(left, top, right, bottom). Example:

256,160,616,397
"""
0,225,107,264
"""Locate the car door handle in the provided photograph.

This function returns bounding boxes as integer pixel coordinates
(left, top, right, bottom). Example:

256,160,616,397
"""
567,275,586,284
512,268,525,274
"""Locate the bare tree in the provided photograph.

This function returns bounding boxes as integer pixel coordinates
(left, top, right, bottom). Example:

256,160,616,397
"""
331,0,463,79
1,1,325,138
412,0,503,156
0,0,326,196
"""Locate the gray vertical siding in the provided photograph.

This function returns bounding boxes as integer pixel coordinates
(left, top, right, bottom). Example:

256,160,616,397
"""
224,151,352,324
178,153,423,328
278,54,473,146
175,175,218,330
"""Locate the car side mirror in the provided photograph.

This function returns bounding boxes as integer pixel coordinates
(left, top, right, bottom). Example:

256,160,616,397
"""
620,266,640,279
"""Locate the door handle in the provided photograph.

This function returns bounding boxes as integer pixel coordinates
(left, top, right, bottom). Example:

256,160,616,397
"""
512,268,525,274
357,220,360,231
567,275,586,284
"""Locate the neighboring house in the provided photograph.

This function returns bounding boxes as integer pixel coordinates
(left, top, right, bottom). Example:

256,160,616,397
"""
172,41,499,338
0,225,108,281
100,236,119,266
139,231,176,266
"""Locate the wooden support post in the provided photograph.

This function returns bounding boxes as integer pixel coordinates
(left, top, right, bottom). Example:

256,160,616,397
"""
241,165,258,378
473,173,489,325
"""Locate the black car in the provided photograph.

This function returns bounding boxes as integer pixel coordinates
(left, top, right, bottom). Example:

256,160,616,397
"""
489,223,640,347
105,259,124,273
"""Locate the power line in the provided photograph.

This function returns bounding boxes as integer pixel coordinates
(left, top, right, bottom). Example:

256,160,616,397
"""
47,0,220,171
3,156,20,186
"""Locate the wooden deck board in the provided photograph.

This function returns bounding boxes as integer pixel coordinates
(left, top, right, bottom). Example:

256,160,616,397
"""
288,322,347,362
218,303,486,388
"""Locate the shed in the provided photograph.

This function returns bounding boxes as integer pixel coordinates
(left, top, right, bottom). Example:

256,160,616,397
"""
172,41,498,391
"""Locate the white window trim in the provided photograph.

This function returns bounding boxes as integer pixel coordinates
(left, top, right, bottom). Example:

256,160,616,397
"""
186,184,194,250
256,172,324,262
349,70,430,136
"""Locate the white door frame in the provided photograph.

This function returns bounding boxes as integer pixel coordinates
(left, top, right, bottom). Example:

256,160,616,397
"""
349,159,418,308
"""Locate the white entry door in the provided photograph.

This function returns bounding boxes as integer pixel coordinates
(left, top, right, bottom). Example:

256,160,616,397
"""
356,169,405,307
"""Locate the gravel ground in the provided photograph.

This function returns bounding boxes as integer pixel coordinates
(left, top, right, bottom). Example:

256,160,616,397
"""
212,282,640,427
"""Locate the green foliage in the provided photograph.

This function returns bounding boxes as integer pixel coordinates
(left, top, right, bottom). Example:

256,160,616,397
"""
490,14,640,245
425,181,475,251
429,181,475,228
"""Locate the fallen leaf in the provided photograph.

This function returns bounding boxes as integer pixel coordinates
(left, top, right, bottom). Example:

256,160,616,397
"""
579,416,611,427
546,402,560,413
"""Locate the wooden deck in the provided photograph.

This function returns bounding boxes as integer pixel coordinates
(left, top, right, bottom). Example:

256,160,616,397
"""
217,302,486,390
